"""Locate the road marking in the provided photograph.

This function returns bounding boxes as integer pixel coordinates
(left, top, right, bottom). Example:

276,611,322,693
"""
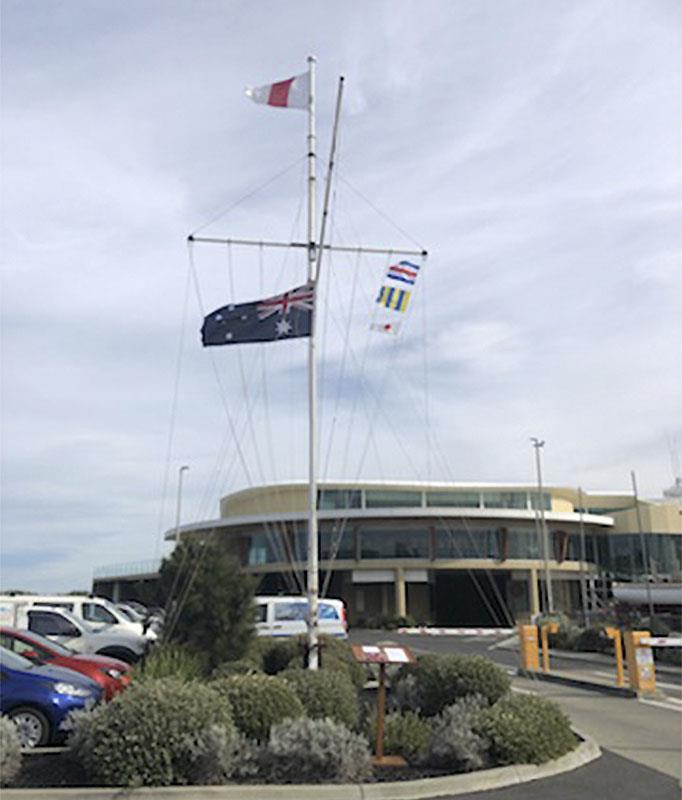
666,696,682,705
639,698,682,713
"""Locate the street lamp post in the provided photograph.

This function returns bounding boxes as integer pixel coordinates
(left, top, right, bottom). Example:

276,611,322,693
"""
531,438,554,614
174,465,189,542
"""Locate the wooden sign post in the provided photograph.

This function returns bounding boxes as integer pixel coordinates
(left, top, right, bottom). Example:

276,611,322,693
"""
352,644,415,767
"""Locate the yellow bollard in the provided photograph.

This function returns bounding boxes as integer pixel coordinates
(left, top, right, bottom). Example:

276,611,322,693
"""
605,627,625,687
623,630,657,694
540,622,559,674
518,624,540,671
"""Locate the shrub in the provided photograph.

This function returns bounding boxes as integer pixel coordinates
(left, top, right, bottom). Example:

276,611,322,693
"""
258,638,306,675
158,541,256,669
573,627,613,654
135,643,207,682
212,657,263,678
319,636,367,689
0,717,22,787
211,674,304,742
382,711,431,764
475,694,576,765
425,696,489,771
67,679,235,786
282,668,359,729
264,717,372,783
395,654,510,716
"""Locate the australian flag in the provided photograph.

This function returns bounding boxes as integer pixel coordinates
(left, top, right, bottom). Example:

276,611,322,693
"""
201,282,314,346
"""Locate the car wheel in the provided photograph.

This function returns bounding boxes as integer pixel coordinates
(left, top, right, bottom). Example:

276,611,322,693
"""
95,647,138,664
8,706,50,748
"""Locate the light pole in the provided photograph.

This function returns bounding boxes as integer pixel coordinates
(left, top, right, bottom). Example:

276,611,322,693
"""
631,470,654,620
174,465,189,543
531,438,554,613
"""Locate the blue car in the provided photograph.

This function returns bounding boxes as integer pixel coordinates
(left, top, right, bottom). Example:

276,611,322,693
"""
0,645,103,747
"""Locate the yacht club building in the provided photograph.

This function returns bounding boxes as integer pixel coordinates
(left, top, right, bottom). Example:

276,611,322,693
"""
93,481,682,626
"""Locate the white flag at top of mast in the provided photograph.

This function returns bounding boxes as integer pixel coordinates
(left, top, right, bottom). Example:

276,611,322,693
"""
245,72,310,110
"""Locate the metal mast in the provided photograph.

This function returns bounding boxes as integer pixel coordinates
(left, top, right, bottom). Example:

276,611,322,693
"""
306,55,320,669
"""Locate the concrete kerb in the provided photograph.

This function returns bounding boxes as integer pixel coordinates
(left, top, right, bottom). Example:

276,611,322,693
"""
3,730,600,800
517,668,637,697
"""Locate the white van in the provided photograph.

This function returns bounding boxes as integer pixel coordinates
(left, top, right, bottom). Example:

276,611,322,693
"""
255,596,347,639
0,594,156,640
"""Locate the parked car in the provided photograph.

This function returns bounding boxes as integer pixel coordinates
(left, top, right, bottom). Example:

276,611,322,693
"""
255,596,348,638
0,646,102,747
1,605,148,664
0,594,157,640
0,627,131,700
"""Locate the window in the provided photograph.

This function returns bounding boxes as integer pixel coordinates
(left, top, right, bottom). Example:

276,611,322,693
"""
319,602,339,620
274,601,308,621
28,611,80,638
529,493,552,511
365,490,422,508
83,603,117,624
318,490,362,510
12,638,51,663
248,532,277,565
360,527,430,558
481,492,528,510
254,604,267,623
321,524,355,560
426,491,481,508
435,527,499,558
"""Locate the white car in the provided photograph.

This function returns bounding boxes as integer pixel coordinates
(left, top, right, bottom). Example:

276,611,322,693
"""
0,594,157,641
1,604,148,663
255,596,347,639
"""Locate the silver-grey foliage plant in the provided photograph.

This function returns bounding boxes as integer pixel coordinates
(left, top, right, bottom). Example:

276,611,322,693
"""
0,717,22,787
425,695,489,772
265,717,372,784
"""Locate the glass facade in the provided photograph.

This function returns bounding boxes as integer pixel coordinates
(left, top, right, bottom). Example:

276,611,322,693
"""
436,526,499,558
482,492,528,510
244,517,681,581
318,489,362,510
365,490,422,508
426,491,481,508
361,527,430,558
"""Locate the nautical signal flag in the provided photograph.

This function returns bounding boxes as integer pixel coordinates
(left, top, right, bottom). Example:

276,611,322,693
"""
201,283,314,346
245,72,310,110
376,285,411,312
386,260,420,285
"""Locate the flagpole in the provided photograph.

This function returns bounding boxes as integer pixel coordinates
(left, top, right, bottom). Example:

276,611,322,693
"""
306,54,320,670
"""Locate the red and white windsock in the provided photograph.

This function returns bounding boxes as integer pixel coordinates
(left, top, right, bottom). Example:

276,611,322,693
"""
245,72,310,110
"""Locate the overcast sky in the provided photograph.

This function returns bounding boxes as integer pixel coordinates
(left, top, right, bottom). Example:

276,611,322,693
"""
1,0,680,592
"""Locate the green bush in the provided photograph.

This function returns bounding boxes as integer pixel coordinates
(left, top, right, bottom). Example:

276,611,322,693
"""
67,679,235,786
264,717,372,783
574,627,613,654
282,668,359,729
425,696,489,771
395,654,511,716
319,636,367,689
382,711,431,764
0,716,22,787
257,638,306,674
211,674,304,742
212,657,263,678
134,643,207,682
475,694,576,765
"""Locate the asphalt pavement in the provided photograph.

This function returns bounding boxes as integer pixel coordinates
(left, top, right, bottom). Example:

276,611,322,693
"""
351,629,682,799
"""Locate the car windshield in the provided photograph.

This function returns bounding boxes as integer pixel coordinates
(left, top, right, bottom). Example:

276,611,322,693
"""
116,606,137,622
0,645,34,670
19,630,74,657
33,605,94,634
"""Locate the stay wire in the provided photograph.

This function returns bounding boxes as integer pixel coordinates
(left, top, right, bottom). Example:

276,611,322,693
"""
154,256,192,557
189,156,307,238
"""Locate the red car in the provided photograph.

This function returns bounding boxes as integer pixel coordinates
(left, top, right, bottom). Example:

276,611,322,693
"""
0,627,131,700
